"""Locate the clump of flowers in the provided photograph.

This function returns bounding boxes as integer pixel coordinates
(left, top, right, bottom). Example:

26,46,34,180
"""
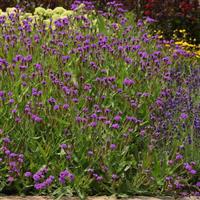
0,3,199,198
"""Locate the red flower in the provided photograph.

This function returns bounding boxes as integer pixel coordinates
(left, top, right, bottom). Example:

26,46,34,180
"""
180,2,193,14
146,0,155,3
145,3,153,9
144,10,152,16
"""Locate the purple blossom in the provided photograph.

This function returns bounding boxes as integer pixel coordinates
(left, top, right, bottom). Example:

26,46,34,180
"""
24,171,32,177
53,105,60,111
189,169,197,175
87,150,94,156
60,143,67,149
33,174,41,182
59,170,74,184
175,153,183,160
111,123,120,129
123,78,135,86
7,176,14,183
111,174,118,180
0,91,5,97
196,182,200,187
110,144,117,150
114,115,121,121
180,113,188,120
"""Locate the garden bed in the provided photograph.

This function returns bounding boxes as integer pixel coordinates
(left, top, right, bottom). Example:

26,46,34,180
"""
0,2,199,199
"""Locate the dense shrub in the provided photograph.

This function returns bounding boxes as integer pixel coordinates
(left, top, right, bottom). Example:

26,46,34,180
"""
142,0,200,44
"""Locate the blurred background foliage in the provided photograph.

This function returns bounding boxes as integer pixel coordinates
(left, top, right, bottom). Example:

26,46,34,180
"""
0,0,199,44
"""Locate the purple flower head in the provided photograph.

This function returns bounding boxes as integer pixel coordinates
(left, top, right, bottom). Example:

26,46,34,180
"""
69,173,75,181
112,174,118,180
60,143,67,149
19,65,28,70
0,90,5,97
110,143,117,150
7,176,14,183
96,176,103,182
48,97,56,105
87,150,94,156
33,174,41,182
111,123,120,129
63,104,69,110
145,16,157,23
34,63,42,70
34,182,45,190
114,115,121,121
196,182,200,187
189,169,197,175
175,153,183,160
174,181,183,189
59,170,74,184
66,154,71,160
87,168,94,174
72,98,78,103
24,171,32,177
9,99,15,104
105,108,111,113
3,137,11,144
89,121,97,127
123,78,135,86
165,176,173,181
180,113,188,120
184,163,192,171
12,109,17,114
168,160,174,165
62,55,70,62
5,150,11,155
53,105,59,111
91,113,97,119
44,175,54,186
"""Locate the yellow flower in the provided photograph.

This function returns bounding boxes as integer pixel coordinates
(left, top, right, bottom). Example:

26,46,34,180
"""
179,29,186,33
53,7,66,15
43,19,50,27
46,9,53,17
196,50,200,55
52,14,60,21
24,13,33,18
61,10,74,17
34,7,47,17
0,12,7,17
175,41,183,45
6,7,17,14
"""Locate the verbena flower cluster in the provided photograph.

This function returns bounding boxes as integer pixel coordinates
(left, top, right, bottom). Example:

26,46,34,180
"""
0,1,199,198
